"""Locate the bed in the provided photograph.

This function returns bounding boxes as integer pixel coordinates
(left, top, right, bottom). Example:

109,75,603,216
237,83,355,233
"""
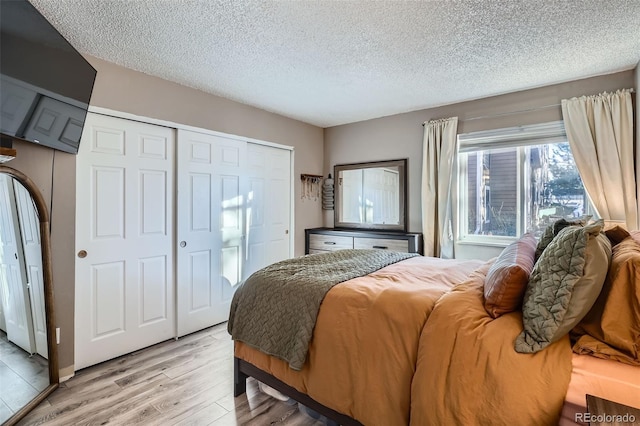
561,354,640,425
229,227,640,425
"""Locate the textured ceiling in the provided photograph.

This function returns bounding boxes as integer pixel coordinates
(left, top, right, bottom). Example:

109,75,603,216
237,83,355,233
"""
28,0,640,128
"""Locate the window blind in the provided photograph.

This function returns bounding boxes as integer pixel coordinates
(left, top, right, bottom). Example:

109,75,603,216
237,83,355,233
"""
457,121,567,153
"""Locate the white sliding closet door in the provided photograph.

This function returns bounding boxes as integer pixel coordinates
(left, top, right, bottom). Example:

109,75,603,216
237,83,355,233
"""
176,130,247,337
176,133,292,337
244,143,291,279
75,113,175,369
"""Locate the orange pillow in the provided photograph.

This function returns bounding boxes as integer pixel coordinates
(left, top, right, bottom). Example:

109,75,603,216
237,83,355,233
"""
604,225,631,247
484,233,537,318
572,233,640,365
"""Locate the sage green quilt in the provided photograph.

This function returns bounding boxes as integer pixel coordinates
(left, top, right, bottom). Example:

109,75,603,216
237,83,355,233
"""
228,249,417,370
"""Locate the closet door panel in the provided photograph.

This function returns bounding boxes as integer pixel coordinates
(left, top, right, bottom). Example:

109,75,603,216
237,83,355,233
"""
75,113,175,369
176,130,246,337
245,144,291,277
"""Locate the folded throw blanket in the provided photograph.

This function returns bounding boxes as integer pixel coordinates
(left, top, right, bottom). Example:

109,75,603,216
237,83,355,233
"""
228,249,417,370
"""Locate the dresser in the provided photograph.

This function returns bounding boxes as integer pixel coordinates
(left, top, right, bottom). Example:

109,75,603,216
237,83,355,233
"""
305,228,423,255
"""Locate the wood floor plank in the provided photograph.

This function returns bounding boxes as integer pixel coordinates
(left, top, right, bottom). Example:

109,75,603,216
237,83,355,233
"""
17,324,320,426
93,402,162,425
64,331,214,390
213,377,268,412
88,366,224,426
161,340,233,380
208,324,232,340
45,380,122,407
151,375,232,415
113,337,221,388
21,373,170,426
69,375,174,426
172,401,228,426
147,366,232,414
210,397,323,426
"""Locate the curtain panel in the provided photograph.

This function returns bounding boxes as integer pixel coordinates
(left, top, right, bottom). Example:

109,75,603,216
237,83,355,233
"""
421,117,458,258
561,89,638,231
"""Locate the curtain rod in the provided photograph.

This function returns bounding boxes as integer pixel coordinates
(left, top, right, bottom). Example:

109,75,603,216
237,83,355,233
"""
422,88,636,126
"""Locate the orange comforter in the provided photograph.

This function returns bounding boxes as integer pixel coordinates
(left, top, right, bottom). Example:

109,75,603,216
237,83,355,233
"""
235,257,573,425
411,262,573,425
235,256,484,425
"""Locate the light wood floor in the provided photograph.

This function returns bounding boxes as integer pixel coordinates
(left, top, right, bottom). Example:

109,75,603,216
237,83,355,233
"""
17,323,324,426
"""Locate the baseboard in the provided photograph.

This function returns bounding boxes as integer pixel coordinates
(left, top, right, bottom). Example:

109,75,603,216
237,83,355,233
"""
59,365,75,382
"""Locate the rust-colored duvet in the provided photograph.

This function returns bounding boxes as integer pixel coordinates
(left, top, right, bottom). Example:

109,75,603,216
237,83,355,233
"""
235,256,483,425
411,262,573,425
235,256,573,425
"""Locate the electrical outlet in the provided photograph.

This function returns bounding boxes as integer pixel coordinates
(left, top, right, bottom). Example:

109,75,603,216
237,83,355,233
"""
56,328,60,344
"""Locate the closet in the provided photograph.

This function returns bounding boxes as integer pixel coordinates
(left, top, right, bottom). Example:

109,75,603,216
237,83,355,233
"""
75,113,292,369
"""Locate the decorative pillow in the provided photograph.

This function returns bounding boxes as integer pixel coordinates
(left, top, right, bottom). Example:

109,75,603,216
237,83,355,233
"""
484,233,537,318
534,218,588,261
572,233,640,365
603,225,631,247
515,220,612,353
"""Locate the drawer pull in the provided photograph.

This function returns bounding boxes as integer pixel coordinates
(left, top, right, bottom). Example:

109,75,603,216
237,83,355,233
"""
372,245,388,249
324,241,337,245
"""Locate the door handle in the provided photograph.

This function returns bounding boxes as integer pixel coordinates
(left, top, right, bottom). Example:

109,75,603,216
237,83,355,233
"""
180,241,187,248
78,250,87,258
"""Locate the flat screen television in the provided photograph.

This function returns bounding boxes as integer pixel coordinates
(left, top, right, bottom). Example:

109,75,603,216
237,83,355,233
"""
0,0,96,155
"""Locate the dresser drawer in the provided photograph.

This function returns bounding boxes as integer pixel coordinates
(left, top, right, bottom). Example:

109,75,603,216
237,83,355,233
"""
308,234,353,251
305,228,422,255
353,237,409,252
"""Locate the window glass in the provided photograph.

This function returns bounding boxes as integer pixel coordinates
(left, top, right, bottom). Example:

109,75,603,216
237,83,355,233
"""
466,147,518,237
524,142,590,238
461,141,590,240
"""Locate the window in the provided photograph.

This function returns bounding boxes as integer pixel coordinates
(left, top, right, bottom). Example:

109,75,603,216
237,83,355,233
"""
458,121,593,242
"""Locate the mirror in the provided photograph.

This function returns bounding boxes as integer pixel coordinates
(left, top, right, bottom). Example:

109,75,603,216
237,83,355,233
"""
0,166,58,426
334,159,407,231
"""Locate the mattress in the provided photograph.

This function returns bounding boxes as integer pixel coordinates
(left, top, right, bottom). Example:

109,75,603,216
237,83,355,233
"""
560,353,640,425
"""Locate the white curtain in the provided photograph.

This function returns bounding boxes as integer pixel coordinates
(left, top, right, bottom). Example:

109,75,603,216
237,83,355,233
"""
421,117,458,258
561,89,638,231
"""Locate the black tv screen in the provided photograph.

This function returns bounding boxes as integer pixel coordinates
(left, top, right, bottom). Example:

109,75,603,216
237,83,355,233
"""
0,0,96,155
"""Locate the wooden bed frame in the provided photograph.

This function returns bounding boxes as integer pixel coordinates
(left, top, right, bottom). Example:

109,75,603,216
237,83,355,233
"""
234,357,363,425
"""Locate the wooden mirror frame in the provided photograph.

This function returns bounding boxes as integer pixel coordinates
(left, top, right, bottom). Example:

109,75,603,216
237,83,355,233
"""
334,159,408,232
0,165,59,426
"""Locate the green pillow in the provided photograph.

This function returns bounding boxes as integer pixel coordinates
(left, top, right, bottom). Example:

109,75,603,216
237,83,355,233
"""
515,220,611,353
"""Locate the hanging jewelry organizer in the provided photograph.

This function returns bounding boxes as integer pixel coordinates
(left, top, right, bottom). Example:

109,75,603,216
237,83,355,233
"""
322,174,334,210
301,174,322,201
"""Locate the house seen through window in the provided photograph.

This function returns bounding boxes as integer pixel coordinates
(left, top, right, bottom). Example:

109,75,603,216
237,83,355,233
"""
458,121,593,241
